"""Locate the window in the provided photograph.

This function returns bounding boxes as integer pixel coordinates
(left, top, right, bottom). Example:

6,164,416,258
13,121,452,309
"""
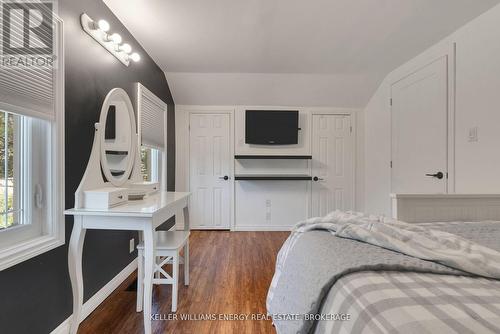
0,6,64,270
136,83,167,188
141,146,160,182
0,110,63,270
0,112,17,229
0,111,56,253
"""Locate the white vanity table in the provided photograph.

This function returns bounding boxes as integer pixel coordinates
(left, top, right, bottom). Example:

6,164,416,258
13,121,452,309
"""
65,88,190,334
65,192,189,334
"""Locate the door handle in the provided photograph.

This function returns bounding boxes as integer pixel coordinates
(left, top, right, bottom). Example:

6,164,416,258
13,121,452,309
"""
313,176,324,182
219,175,230,180
425,172,444,179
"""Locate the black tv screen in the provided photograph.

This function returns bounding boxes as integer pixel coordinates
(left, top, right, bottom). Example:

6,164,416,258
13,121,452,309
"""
245,110,299,145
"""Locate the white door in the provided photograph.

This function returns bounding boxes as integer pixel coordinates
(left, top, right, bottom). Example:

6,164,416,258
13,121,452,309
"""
189,114,231,229
311,114,354,217
391,57,448,193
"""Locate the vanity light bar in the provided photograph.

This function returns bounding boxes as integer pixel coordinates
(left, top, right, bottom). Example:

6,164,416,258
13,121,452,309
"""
80,13,141,67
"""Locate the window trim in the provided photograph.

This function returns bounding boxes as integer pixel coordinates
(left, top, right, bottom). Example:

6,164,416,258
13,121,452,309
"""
0,15,65,271
150,147,160,182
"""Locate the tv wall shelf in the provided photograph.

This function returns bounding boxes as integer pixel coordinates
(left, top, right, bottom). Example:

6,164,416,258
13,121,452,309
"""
235,174,312,181
235,155,312,160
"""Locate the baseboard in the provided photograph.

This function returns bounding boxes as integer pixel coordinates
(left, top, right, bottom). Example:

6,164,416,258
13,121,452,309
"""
190,227,230,230
232,226,293,231
50,258,138,334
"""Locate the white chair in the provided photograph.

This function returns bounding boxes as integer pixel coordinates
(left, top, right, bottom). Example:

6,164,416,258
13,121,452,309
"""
136,230,190,313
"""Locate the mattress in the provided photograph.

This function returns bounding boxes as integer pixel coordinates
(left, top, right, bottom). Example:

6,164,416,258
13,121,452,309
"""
315,270,500,334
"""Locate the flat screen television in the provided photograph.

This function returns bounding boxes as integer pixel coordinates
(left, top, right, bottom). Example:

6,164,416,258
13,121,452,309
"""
245,110,299,145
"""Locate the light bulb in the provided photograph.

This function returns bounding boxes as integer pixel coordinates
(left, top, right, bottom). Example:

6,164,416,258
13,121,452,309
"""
120,43,132,53
110,33,122,44
130,53,140,62
97,19,110,32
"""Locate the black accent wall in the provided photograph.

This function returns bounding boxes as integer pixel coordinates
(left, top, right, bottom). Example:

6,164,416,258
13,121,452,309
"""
0,1,175,333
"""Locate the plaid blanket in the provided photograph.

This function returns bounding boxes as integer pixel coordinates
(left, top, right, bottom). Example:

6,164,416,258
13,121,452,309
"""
293,211,500,279
316,271,500,334
267,220,500,334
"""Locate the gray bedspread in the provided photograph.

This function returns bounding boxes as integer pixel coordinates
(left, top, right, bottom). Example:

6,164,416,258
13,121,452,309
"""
266,220,500,334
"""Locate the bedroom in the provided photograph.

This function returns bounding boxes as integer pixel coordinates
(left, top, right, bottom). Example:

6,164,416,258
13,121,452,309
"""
1,0,500,333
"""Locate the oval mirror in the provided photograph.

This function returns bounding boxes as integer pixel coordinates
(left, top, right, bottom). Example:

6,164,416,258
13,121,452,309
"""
99,88,136,187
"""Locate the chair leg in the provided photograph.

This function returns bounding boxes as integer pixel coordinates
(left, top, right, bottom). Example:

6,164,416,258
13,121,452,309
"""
184,242,189,286
136,249,144,312
172,252,179,313
155,256,161,279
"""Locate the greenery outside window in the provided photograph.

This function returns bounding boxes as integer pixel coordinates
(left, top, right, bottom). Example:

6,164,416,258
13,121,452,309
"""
141,146,160,182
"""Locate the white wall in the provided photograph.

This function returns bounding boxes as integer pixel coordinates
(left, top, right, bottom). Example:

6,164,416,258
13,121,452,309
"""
176,105,365,230
364,83,392,215
166,73,381,108
454,8,500,192
364,4,500,216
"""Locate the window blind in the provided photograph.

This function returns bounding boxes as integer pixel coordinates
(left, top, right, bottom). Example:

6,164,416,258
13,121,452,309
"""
0,2,58,121
137,83,167,150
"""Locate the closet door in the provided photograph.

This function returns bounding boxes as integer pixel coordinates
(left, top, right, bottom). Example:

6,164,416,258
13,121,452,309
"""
189,114,231,229
311,114,354,216
391,57,448,194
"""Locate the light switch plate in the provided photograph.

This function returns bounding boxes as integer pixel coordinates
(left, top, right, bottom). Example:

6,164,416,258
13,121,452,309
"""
468,127,478,142
129,238,135,253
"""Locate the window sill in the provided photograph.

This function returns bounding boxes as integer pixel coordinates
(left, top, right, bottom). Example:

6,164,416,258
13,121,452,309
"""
0,234,65,271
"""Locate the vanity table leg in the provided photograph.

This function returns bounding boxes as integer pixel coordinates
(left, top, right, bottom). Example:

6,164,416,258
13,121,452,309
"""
184,241,189,286
183,205,190,231
182,204,190,285
142,227,156,334
68,216,87,334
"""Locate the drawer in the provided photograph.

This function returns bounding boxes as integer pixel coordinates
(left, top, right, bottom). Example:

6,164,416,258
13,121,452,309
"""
84,187,128,209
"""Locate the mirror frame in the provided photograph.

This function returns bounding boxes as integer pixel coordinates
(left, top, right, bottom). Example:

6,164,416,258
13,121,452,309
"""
99,88,137,187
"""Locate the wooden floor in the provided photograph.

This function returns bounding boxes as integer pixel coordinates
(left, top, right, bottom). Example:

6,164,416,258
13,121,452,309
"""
79,231,289,334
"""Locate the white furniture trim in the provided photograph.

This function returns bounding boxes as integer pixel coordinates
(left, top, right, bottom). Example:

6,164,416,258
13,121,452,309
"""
391,193,500,223
65,191,190,334
0,14,65,271
50,259,138,334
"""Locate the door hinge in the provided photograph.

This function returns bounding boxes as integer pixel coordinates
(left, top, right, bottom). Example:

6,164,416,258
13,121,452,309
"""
389,98,393,106
350,126,353,133
390,161,393,168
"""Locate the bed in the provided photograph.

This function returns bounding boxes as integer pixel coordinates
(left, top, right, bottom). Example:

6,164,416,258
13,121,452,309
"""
266,194,500,334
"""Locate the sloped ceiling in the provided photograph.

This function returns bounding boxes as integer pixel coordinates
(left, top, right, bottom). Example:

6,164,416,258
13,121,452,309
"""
104,0,500,107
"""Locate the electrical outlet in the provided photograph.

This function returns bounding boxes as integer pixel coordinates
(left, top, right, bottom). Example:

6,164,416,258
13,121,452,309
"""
266,199,271,221
129,238,135,253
